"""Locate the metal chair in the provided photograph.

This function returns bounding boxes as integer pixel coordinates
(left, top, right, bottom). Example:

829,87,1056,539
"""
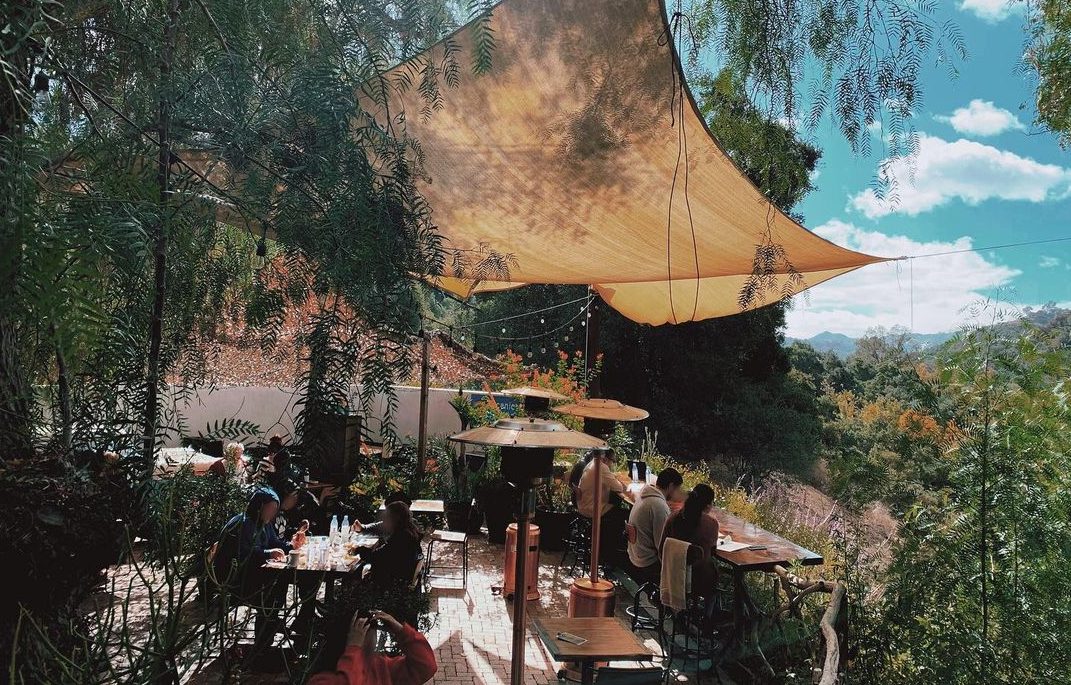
559,514,592,577
662,543,723,681
426,529,469,588
622,525,665,645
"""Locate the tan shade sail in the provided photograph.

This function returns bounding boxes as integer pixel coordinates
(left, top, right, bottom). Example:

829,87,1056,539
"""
370,0,887,324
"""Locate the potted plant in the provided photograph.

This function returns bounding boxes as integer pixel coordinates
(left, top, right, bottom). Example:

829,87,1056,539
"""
534,479,575,551
423,436,476,532
474,447,516,543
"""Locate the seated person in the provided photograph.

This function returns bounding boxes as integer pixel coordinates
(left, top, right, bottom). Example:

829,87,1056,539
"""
254,434,292,490
352,491,412,537
213,488,307,654
659,484,719,598
358,501,423,591
567,453,594,506
272,478,320,538
207,441,248,480
577,449,633,565
309,610,437,685
627,467,683,584
272,479,322,636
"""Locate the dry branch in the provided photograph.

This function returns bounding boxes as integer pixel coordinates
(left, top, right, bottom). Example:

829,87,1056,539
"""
768,565,846,685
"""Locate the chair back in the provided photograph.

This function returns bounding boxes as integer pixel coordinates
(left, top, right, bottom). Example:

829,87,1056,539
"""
625,522,638,544
410,555,426,591
596,666,664,684
659,538,694,612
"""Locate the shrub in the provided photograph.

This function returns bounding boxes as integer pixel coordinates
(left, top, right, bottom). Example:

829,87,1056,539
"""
0,457,125,677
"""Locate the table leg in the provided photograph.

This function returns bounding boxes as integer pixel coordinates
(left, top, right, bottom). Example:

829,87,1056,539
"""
581,659,595,685
730,569,748,647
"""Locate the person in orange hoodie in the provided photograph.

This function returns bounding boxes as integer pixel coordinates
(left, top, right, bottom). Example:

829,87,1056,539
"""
309,610,437,685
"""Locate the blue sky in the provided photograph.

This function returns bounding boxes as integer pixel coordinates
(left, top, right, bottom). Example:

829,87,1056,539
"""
780,0,1071,338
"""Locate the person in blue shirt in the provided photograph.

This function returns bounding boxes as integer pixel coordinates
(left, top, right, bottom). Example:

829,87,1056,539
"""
213,488,304,659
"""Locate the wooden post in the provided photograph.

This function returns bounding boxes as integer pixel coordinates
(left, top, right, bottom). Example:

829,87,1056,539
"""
415,330,430,487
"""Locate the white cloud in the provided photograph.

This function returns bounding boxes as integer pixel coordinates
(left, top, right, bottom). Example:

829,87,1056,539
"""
936,99,1025,136
1039,256,1062,268
786,220,1021,337
957,0,1022,22
849,133,1071,218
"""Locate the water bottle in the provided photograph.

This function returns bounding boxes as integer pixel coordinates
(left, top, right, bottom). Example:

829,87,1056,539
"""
340,515,350,541
329,515,339,545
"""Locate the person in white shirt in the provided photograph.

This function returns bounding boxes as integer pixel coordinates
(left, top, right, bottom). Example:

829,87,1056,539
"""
626,468,683,584
577,449,633,566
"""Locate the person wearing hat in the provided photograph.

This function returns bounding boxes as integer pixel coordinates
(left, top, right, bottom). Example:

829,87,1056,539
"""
213,488,306,658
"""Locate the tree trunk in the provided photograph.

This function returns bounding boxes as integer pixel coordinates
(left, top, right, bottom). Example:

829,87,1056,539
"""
0,0,39,460
142,0,181,471
55,333,72,452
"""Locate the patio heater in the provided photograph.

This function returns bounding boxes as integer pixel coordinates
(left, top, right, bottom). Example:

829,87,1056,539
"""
450,418,606,685
554,399,649,619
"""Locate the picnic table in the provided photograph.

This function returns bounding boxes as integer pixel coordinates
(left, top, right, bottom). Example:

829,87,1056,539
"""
534,617,655,685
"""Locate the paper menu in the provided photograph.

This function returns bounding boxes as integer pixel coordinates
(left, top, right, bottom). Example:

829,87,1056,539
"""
716,540,750,552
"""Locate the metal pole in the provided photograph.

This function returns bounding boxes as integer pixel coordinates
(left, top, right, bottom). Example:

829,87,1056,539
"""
589,454,602,585
415,330,430,486
511,488,536,685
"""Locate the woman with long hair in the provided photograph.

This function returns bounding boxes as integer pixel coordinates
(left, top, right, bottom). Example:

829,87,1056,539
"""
660,483,719,596
361,501,423,590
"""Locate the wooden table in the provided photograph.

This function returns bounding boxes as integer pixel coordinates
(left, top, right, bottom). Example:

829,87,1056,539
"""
261,534,378,603
712,507,823,570
614,473,824,648
709,507,823,650
534,617,655,685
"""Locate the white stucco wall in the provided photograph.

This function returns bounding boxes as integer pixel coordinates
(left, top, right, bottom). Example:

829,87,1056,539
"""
167,385,518,446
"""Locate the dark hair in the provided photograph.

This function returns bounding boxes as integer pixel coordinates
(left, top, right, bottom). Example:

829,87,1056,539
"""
676,483,715,542
245,488,280,519
276,477,301,500
655,468,683,489
385,501,421,542
568,453,594,488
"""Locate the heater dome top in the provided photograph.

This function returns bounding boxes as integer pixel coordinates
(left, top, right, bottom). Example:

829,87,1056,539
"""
449,417,606,449
554,398,650,422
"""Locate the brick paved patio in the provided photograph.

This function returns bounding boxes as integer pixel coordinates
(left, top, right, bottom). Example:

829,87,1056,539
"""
422,532,723,684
